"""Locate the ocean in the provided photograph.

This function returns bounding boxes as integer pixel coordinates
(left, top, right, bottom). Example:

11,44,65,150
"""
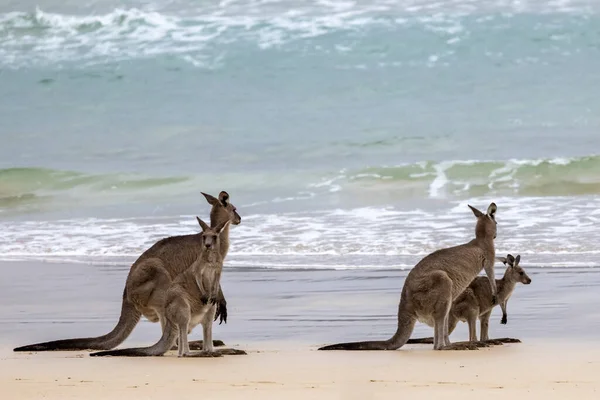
1,0,600,274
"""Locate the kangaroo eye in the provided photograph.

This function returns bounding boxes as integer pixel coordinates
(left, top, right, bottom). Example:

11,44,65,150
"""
519,272,524,276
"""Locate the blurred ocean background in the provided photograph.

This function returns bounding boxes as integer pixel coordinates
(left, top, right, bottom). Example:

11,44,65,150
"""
1,0,600,271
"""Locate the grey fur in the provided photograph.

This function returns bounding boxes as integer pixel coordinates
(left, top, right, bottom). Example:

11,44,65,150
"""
318,203,498,351
14,191,240,352
407,254,531,345
90,218,246,357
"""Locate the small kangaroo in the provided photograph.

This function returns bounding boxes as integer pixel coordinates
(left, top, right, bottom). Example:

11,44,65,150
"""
319,203,498,351
90,217,245,357
407,254,531,345
14,191,240,352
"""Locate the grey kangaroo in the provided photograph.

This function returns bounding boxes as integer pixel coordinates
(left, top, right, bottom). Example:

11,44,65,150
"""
90,217,246,357
14,191,240,352
407,254,531,345
319,203,498,351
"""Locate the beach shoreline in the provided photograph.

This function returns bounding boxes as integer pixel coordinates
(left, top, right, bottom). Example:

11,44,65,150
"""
2,260,600,347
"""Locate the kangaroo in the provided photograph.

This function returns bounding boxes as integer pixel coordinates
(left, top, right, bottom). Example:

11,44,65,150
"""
90,217,246,357
406,254,531,345
14,191,240,352
318,203,498,351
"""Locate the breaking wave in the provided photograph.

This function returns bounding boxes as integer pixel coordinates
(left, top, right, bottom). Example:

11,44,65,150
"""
2,155,600,214
0,1,597,67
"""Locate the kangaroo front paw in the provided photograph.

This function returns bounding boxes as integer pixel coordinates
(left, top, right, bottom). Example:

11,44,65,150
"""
501,315,507,324
215,301,228,325
200,295,209,305
209,296,218,305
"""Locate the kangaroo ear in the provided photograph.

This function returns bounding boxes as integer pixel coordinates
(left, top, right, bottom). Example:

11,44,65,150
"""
496,256,508,265
215,219,231,234
218,191,230,207
487,202,497,218
506,254,515,266
468,204,484,218
514,255,521,266
196,216,210,232
201,192,219,206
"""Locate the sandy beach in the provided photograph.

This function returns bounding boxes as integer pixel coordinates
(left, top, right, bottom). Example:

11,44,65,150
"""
1,260,600,398
2,341,599,399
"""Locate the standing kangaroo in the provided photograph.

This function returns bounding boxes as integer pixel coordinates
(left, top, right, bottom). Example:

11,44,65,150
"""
407,254,531,345
90,217,245,357
14,191,240,352
319,203,498,351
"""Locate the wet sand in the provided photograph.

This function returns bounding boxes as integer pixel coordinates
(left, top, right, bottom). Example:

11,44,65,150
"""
1,261,599,346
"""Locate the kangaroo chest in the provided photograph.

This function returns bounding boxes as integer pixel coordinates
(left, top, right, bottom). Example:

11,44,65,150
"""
195,266,221,297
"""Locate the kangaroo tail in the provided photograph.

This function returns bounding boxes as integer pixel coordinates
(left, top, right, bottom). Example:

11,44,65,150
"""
319,296,416,351
406,337,434,344
89,320,178,357
318,340,393,351
14,288,141,352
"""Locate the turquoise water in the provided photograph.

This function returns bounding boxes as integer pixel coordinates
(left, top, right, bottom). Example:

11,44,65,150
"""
1,1,599,268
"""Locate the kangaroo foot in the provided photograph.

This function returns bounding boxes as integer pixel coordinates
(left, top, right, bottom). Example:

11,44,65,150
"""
469,341,494,348
482,339,505,346
439,342,480,351
171,340,226,351
188,340,226,350
493,337,521,343
406,337,434,344
217,348,247,356
182,350,223,358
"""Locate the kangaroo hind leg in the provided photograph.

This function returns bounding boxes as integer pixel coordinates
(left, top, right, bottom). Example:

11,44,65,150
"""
431,274,477,351
185,307,223,357
426,272,463,350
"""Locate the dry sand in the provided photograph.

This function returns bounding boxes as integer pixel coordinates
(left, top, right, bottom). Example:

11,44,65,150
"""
1,340,599,399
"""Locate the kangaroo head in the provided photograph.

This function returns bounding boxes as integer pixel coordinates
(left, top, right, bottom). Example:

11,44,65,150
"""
497,254,532,285
196,217,230,251
201,191,241,227
468,202,497,240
